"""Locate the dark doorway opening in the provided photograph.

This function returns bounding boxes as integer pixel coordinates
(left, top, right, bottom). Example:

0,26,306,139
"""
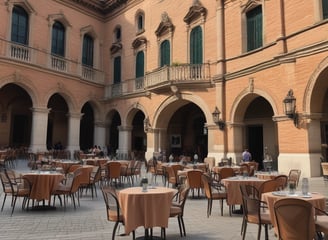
247,125,264,169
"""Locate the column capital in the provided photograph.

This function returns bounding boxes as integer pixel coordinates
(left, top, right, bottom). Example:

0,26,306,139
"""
30,107,50,114
118,125,133,131
67,112,84,119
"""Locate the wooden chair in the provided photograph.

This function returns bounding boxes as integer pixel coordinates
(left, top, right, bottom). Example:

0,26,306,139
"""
217,167,234,182
204,157,215,172
273,175,288,190
314,207,328,239
288,169,301,187
240,184,271,240
258,179,279,198
186,170,203,198
169,184,190,237
201,173,229,217
274,198,315,240
105,162,122,187
53,167,82,209
1,169,31,216
101,186,135,240
166,164,184,188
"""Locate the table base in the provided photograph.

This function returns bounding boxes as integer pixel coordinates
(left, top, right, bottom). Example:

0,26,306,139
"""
29,205,57,211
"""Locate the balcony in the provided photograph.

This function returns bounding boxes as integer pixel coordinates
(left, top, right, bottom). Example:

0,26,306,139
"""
0,38,104,84
105,63,212,98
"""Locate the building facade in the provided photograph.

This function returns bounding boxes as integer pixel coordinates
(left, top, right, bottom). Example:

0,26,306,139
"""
1,0,328,177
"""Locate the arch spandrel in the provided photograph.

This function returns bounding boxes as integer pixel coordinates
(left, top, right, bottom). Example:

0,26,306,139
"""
44,84,78,113
125,103,148,126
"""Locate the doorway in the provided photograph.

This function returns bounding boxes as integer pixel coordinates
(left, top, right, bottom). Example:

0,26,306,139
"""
247,125,263,169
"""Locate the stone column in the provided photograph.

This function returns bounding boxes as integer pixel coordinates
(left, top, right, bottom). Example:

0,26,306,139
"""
117,125,132,160
94,121,106,149
66,112,83,157
29,107,50,153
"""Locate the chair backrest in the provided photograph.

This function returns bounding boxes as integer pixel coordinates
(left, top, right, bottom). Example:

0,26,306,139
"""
258,179,279,196
218,167,235,181
107,162,122,179
101,186,121,222
288,169,301,186
204,157,215,171
70,167,83,193
273,175,288,190
0,171,11,192
239,163,250,175
133,161,141,176
240,184,263,223
186,170,203,188
90,166,101,183
274,198,315,240
201,173,213,199
174,184,190,215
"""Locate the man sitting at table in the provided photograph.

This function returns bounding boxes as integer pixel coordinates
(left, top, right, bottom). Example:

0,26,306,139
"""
242,149,252,162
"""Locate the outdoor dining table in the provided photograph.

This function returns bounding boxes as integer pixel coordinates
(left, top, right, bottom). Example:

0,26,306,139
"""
255,171,282,180
118,186,176,238
221,176,266,206
22,171,64,203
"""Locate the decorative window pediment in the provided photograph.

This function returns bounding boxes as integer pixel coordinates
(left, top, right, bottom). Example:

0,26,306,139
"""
48,13,71,27
242,0,261,13
80,25,97,38
110,42,122,55
183,0,207,25
155,12,175,37
6,0,35,14
132,36,147,49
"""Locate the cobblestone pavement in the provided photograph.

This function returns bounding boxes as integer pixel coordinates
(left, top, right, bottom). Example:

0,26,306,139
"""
0,160,327,240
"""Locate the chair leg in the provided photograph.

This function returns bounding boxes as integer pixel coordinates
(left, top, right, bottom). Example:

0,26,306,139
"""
112,221,119,240
161,227,166,239
1,194,7,211
177,216,183,237
180,216,186,236
242,221,247,240
257,224,262,240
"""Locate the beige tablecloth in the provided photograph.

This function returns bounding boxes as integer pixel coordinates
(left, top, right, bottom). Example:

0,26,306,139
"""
23,172,64,201
118,187,176,234
221,176,266,205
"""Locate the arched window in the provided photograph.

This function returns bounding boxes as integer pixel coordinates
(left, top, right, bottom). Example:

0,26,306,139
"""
82,34,94,67
114,26,121,42
160,40,170,67
190,26,202,64
51,21,65,56
136,51,144,78
138,15,143,31
11,5,29,45
114,56,121,84
246,5,263,51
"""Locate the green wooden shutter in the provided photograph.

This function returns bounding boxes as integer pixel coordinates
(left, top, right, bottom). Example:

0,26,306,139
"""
114,56,121,84
190,26,203,64
247,6,263,51
82,34,94,67
136,51,144,78
51,21,65,56
11,6,29,45
323,0,328,19
160,40,170,67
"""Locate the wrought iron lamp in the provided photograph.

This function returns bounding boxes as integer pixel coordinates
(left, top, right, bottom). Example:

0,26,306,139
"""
283,89,298,127
212,107,225,130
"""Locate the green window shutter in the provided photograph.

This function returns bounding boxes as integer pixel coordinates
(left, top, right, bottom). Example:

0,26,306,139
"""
136,51,144,78
114,56,121,84
323,0,328,19
11,6,29,45
51,21,65,56
160,40,170,67
246,6,263,51
82,34,94,67
190,26,203,64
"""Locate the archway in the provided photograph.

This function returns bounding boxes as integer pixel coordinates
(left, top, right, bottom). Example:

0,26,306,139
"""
0,83,32,148
47,93,69,149
80,102,94,151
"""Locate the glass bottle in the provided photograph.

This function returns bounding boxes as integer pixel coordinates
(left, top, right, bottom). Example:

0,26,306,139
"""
301,177,309,195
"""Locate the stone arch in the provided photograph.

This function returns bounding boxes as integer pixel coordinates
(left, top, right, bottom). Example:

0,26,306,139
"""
304,56,328,114
230,88,279,123
153,93,213,129
0,72,39,107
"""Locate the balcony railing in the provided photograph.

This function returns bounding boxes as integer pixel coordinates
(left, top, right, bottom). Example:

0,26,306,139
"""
0,38,104,84
105,63,211,98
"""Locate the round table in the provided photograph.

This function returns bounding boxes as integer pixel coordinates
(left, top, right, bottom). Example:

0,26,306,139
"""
118,186,176,236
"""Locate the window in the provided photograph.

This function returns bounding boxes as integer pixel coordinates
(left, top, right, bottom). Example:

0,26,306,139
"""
246,6,263,51
11,5,29,45
323,0,328,19
160,40,170,67
113,56,121,84
51,21,65,56
114,26,121,42
136,51,144,78
190,26,203,64
138,15,143,31
82,34,94,67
